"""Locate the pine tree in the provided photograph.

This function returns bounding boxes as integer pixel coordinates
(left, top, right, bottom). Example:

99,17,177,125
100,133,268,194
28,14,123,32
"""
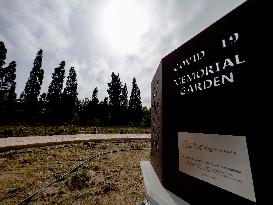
63,67,78,122
120,83,128,124
0,61,17,120
4,61,17,104
107,72,122,124
78,98,90,124
0,41,7,89
91,87,99,105
141,106,151,127
39,92,47,120
20,50,44,121
98,97,109,125
0,41,7,120
0,42,17,122
121,83,128,109
0,61,16,97
21,50,44,104
0,42,6,65
129,77,142,125
103,97,108,105
1,61,17,103
86,87,99,124
47,61,65,122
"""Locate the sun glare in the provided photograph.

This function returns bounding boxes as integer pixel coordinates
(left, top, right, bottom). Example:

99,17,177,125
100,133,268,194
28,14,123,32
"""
101,0,151,53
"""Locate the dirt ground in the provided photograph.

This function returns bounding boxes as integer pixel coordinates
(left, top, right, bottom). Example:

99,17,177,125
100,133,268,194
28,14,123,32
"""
0,140,150,205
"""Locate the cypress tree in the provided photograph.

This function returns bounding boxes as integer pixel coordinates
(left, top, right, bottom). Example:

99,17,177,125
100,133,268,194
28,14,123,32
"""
0,41,7,120
63,67,78,122
39,92,47,121
0,42,17,121
20,49,44,105
0,41,7,89
120,83,128,124
128,77,142,125
47,61,65,122
107,72,122,124
88,87,99,124
91,87,99,105
20,50,44,121
0,60,17,121
4,61,17,105
100,97,109,124
78,98,90,124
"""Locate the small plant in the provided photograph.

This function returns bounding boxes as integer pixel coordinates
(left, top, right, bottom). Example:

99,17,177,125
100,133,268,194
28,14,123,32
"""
68,166,90,190
18,126,28,136
67,127,78,135
101,182,116,193
3,129,14,137
91,127,97,134
54,127,65,135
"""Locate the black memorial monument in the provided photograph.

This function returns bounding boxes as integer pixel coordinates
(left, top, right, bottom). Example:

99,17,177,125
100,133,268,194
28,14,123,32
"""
151,0,262,204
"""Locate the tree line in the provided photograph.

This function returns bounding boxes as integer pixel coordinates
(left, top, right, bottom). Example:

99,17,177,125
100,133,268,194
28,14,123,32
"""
0,41,150,126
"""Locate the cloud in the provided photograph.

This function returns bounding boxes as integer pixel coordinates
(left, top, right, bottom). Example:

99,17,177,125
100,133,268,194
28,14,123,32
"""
0,0,245,107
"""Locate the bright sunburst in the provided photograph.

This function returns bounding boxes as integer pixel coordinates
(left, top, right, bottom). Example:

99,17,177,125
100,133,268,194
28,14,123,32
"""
101,0,151,53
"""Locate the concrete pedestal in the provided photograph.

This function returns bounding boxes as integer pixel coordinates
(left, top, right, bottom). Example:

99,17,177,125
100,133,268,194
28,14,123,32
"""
140,161,190,205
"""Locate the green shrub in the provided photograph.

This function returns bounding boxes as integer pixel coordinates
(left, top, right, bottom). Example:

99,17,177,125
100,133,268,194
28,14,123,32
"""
68,166,90,190
54,127,66,135
3,129,14,137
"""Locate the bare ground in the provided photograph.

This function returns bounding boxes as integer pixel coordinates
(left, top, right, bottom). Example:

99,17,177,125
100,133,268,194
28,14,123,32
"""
0,140,150,205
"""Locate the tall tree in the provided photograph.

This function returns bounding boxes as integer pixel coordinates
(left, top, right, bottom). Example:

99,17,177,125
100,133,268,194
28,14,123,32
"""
78,98,90,124
87,87,99,124
0,41,7,120
0,41,7,89
63,67,78,122
20,49,44,104
0,43,17,121
141,106,151,127
4,61,16,91
20,49,44,121
99,97,109,125
0,42,17,122
120,83,128,124
121,83,128,109
103,97,108,105
4,61,17,105
0,41,6,66
47,61,65,122
128,77,142,125
38,92,47,121
107,72,122,124
91,87,99,105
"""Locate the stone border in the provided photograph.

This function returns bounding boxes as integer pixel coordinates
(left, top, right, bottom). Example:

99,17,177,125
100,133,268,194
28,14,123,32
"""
0,134,151,152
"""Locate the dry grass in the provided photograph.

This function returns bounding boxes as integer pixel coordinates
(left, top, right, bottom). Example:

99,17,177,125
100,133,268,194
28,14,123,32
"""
0,140,150,205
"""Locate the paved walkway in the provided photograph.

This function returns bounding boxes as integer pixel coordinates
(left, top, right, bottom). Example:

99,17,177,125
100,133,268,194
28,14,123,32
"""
0,134,151,152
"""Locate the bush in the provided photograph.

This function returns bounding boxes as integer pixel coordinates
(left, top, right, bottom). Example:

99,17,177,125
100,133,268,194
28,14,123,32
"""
68,166,90,190
3,129,14,137
54,127,65,135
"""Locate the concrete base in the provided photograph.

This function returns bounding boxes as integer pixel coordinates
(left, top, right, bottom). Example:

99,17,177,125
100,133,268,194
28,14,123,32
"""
140,161,190,205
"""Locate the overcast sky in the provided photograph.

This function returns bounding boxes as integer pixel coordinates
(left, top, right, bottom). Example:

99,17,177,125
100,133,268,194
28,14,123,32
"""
0,0,246,107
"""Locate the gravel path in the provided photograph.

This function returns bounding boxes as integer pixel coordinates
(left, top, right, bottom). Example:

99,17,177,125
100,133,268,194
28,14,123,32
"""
0,134,151,152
